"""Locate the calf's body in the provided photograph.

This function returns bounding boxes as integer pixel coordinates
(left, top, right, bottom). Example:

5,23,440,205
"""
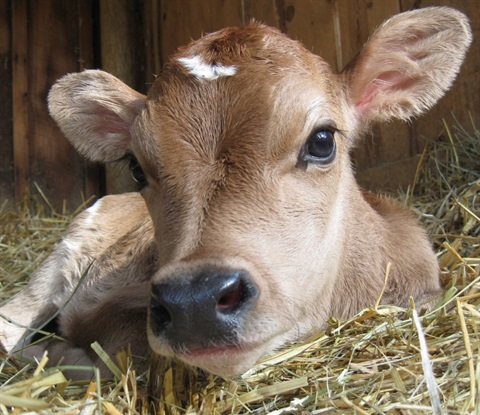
0,7,471,378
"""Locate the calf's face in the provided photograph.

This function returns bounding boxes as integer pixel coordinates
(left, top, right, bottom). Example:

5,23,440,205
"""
48,8,471,376
137,42,352,374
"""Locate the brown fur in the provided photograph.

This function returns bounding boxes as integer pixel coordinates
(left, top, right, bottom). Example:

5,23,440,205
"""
0,7,471,378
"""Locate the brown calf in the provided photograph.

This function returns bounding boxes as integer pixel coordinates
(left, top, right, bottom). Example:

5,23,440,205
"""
0,7,471,378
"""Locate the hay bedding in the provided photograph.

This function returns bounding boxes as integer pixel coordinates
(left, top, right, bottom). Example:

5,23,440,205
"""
0,121,478,414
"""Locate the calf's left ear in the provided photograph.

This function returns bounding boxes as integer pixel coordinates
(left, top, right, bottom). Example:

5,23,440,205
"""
48,70,146,162
344,7,472,124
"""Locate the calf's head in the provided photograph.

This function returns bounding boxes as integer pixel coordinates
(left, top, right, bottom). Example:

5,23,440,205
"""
48,7,471,377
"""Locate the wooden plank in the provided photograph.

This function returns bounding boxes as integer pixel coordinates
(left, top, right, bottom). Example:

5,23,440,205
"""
11,0,30,204
144,0,162,85
355,155,422,192
78,0,103,201
243,0,278,27
27,0,92,210
100,0,146,195
100,0,146,92
274,0,338,70
0,0,14,207
335,0,370,68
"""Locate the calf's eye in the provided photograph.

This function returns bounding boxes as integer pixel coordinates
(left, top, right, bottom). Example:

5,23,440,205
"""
129,157,147,186
302,129,336,165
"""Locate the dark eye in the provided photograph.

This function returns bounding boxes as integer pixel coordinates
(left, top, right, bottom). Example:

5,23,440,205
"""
302,129,336,165
129,157,147,186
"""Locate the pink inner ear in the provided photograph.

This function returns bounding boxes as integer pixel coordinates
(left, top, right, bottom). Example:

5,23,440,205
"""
355,70,415,113
92,107,131,137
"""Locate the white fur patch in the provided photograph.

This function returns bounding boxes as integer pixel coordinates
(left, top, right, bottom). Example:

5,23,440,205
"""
177,55,237,81
83,198,103,227
63,238,80,252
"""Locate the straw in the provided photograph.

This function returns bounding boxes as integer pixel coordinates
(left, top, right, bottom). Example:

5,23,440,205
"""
0,119,478,413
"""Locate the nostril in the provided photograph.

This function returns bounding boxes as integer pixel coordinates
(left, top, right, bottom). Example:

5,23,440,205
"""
216,275,249,314
150,297,172,335
217,283,243,311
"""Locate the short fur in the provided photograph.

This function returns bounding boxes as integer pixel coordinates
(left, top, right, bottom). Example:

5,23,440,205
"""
0,7,471,378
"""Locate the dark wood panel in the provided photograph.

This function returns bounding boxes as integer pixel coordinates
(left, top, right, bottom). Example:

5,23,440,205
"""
1,0,477,206
0,0,14,206
100,0,146,195
7,0,101,210
279,0,338,70
11,0,30,204
100,0,146,92
356,155,422,192
27,0,89,209
144,0,162,85
243,0,278,27
78,0,103,201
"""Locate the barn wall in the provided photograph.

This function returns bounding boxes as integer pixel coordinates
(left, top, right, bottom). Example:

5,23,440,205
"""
1,0,478,209
0,0,13,205
1,0,102,210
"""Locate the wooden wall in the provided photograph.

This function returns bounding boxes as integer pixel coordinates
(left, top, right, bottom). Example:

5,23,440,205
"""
1,0,478,210
1,0,101,210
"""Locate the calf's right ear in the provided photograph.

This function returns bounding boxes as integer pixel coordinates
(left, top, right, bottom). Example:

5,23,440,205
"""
48,70,146,162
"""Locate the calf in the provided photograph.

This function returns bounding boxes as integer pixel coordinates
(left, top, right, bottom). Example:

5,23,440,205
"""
0,7,471,378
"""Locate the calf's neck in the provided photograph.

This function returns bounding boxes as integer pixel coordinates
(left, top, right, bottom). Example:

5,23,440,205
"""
0,7,471,378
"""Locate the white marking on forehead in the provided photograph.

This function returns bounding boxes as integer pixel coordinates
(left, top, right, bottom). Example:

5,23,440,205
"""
177,55,237,81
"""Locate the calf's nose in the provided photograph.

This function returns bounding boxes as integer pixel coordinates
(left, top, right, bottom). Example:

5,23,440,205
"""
150,269,258,348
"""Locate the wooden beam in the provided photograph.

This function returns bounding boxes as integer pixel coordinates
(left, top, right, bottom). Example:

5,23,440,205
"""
21,0,99,210
78,0,103,201
0,0,14,206
11,0,30,204
100,0,146,195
